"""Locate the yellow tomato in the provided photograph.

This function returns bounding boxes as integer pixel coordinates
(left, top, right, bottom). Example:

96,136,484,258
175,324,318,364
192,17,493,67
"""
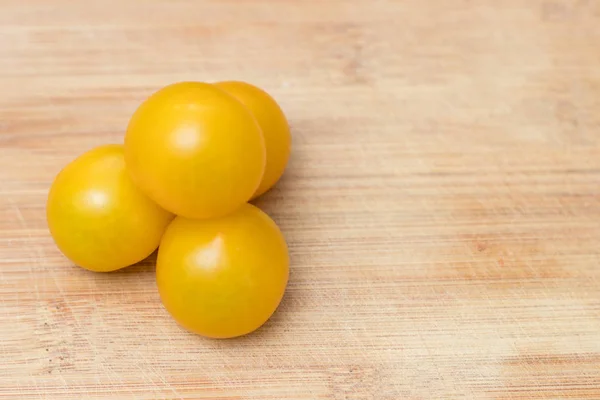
124,82,266,219
46,144,173,272
215,81,291,199
156,203,289,338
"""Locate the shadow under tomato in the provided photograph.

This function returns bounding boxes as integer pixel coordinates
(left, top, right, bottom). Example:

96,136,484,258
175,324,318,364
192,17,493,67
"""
178,301,292,345
67,248,157,275
114,250,158,274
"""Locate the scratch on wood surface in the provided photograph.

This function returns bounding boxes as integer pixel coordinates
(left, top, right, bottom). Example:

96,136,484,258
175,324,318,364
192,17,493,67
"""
9,203,43,303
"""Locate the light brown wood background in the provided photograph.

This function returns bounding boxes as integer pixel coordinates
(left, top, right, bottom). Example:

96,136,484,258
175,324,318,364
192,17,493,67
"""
1,0,600,398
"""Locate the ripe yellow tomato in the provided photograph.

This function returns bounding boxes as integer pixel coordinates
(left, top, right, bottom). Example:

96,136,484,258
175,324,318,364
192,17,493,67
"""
46,145,173,272
124,82,266,219
156,203,289,338
215,81,291,199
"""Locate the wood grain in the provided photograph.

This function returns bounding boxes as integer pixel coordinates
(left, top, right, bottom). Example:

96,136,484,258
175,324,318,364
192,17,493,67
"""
1,0,600,398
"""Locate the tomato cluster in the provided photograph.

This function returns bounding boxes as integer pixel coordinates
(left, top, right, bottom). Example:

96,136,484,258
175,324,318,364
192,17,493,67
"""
47,81,291,338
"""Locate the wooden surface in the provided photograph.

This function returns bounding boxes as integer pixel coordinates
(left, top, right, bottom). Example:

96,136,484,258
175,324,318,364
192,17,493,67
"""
1,1,600,398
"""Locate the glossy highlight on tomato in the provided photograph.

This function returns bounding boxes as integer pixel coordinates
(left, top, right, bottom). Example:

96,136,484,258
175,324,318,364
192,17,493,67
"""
156,203,289,338
124,82,266,219
215,81,291,199
46,144,174,272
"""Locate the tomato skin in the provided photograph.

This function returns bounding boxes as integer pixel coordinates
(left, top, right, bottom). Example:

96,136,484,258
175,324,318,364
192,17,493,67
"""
46,144,173,272
215,81,291,199
156,203,289,338
124,82,266,219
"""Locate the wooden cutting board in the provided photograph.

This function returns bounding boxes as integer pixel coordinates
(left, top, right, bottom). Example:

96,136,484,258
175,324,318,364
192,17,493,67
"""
1,1,599,398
